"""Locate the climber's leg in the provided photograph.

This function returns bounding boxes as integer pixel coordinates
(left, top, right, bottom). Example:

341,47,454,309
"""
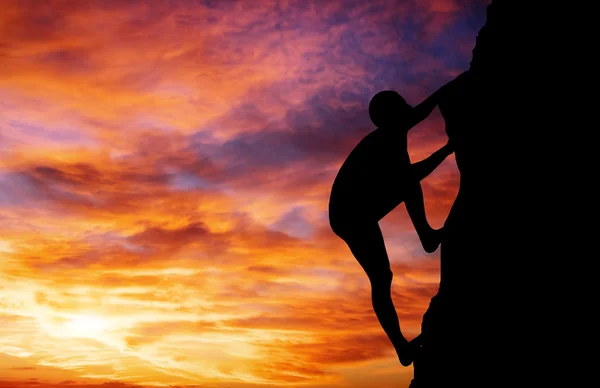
344,223,415,366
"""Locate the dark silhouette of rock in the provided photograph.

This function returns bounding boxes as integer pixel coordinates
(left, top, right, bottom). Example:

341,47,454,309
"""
409,1,578,386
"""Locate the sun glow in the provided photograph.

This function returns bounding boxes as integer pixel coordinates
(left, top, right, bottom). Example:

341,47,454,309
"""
64,315,109,338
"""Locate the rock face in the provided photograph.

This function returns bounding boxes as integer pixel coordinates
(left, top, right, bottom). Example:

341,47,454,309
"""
409,1,562,386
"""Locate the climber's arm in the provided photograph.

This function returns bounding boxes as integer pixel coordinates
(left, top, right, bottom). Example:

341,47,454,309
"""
409,94,439,128
408,75,465,129
408,86,446,128
410,142,453,182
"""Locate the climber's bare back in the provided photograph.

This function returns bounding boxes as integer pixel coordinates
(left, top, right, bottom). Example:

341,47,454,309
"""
329,127,411,224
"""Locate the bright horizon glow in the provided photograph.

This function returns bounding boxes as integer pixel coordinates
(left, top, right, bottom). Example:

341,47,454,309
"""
64,315,109,338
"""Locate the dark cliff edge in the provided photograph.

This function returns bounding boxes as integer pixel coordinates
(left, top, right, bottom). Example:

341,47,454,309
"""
410,1,577,386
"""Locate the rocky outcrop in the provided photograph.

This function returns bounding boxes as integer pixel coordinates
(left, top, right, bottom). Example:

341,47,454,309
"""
409,1,566,386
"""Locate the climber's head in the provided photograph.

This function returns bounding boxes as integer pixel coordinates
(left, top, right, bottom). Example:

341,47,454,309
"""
369,90,412,128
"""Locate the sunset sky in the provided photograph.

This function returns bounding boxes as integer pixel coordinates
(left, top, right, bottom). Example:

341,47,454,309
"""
0,1,487,387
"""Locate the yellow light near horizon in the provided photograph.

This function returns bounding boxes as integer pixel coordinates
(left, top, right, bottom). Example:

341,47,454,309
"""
0,239,15,253
64,315,108,338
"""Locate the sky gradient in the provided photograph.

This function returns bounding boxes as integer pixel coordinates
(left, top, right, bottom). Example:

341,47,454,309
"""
0,1,487,387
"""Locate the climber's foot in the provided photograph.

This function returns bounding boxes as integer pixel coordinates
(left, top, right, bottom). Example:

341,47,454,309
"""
397,339,415,367
421,228,442,253
409,335,423,359
410,334,423,350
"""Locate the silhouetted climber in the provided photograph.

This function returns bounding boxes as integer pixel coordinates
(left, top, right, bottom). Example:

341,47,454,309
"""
328,84,454,367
